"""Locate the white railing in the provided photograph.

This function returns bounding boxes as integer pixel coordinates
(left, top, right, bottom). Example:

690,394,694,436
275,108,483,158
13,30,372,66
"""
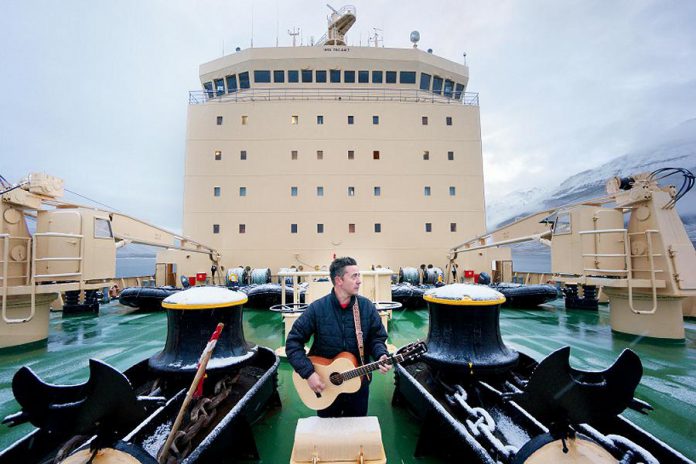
190,88,479,106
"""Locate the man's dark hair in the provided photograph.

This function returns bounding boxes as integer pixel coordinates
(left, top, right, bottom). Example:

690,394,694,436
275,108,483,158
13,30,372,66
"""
330,256,357,285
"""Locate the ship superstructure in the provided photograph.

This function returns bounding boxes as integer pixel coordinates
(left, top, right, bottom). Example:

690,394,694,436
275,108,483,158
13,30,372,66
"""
181,6,487,271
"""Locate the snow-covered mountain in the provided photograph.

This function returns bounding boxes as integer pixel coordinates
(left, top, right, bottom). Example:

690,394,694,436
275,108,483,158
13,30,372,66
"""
486,118,696,245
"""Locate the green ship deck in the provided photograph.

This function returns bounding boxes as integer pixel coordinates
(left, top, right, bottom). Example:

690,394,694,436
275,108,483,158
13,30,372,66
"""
1,300,695,462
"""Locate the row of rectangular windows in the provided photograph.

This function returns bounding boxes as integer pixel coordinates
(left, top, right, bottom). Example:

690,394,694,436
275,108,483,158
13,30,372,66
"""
204,70,465,100
213,186,458,197
216,115,453,126
213,149,456,161
212,222,458,234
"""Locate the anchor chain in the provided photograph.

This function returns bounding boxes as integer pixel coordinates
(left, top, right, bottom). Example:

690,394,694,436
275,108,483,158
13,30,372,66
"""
579,424,659,464
164,374,238,464
446,384,518,462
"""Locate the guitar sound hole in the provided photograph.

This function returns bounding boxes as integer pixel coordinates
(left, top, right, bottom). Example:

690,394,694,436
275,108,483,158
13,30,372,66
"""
329,373,343,386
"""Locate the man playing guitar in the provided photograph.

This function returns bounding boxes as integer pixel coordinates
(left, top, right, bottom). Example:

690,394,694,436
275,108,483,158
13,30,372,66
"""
286,257,392,417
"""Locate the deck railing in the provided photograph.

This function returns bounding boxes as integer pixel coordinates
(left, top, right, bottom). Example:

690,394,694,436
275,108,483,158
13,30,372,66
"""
189,88,479,106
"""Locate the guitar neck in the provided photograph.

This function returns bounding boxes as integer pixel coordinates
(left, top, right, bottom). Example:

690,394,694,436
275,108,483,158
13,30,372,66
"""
341,353,405,381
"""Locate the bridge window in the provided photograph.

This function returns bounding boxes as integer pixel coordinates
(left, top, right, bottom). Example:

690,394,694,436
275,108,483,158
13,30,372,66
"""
317,224,324,233
288,70,299,83
302,69,313,83
454,83,464,100
317,115,324,125
419,73,431,91
422,116,428,125
374,186,381,196
400,71,416,84
273,70,285,83
446,116,453,126
424,186,431,196
214,186,221,197
386,71,397,83
214,78,225,96
204,82,214,98
291,224,298,234
330,69,341,83
317,186,324,196
347,115,354,125
213,224,220,234
291,186,298,196
425,223,432,233
372,115,379,125
316,70,327,82
344,70,355,83
254,70,271,83
372,70,383,83
94,218,113,239
444,79,454,98
448,151,454,160
374,223,381,233
358,70,369,83
216,116,223,125
239,187,247,196
239,72,250,89
451,223,457,232
239,224,246,234
432,76,443,94
240,150,247,160
226,75,237,93
449,186,456,196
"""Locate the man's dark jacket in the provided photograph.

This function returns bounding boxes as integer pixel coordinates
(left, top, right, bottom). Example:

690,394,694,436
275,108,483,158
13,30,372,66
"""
286,290,388,379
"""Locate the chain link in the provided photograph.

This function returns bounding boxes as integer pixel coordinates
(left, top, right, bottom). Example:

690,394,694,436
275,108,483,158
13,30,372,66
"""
446,384,518,461
164,375,237,464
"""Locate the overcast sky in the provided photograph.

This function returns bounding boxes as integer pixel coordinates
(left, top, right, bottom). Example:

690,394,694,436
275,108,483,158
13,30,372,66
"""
2,0,695,234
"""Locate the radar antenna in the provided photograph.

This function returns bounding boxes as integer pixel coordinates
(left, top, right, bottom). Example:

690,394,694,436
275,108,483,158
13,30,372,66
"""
368,28,383,47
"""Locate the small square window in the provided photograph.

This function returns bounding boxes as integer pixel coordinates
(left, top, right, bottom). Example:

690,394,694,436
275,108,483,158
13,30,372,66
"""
317,223,324,233
291,186,298,197
349,223,356,233
372,115,379,125
358,70,369,83
317,186,324,196
373,150,380,160
291,115,299,125
302,69,313,83
213,224,220,234
425,223,432,233
422,116,428,125
214,150,222,160
374,223,381,233
348,186,355,196
330,69,341,83
373,186,381,196
288,70,299,82
450,223,457,232
291,150,298,160
386,71,397,83
239,224,246,234
449,186,456,196
316,70,327,82
446,116,453,126
344,70,355,83
317,115,324,125
273,70,285,83
424,186,431,196
239,187,247,196
372,70,383,83
423,151,430,160
241,115,247,125
240,150,247,160
291,224,298,234
347,115,354,125
213,186,221,197
348,150,355,160
317,150,323,160
216,116,223,125
448,151,454,161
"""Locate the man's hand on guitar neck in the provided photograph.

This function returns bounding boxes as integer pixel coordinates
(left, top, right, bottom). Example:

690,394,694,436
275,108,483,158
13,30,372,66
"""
307,372,326,394
377,355,392,374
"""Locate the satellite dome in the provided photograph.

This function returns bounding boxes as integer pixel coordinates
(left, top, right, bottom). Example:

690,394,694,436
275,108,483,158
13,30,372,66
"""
410,30,420,43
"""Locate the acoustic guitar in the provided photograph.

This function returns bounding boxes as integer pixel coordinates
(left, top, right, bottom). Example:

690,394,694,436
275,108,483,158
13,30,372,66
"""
292,341,427,410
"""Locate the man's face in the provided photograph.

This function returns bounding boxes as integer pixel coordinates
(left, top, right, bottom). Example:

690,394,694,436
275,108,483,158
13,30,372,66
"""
336,265,361,296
